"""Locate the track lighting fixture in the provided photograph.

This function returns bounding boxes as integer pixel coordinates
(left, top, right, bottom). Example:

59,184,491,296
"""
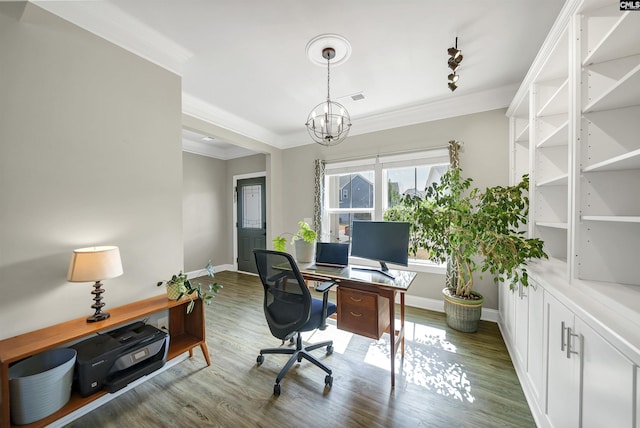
447,37,463,91
448,72,459,91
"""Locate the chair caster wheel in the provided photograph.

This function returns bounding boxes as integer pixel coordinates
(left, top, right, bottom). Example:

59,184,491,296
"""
326,345,334,355
257,355,264,365
325,375,333,388
274,383,281,396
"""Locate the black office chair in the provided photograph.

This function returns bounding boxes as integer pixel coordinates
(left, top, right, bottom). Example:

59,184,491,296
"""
253,249,337,396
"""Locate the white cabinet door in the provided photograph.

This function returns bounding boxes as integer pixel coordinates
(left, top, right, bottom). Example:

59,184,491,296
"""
499,281,516,341
514,282,529,368
527,280,545,402
577,317,634,428
545,292,580,428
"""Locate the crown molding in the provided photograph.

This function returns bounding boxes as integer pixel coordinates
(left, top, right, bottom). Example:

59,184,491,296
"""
182,93,280,147
181,139,256,161
31,0,192,75
278,83,520,149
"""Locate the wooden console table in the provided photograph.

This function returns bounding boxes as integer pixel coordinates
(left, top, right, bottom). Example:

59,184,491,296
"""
0,294,209,428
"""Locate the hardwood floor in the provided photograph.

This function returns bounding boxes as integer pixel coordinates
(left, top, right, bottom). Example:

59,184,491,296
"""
66,271,535,428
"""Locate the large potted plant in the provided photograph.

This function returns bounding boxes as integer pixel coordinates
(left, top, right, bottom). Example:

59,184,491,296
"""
272,220,317,262
385,167,547,332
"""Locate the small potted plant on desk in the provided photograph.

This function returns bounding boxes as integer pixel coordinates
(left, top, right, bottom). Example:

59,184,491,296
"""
157,261,222,314
273,220,317,263
385,167,547,332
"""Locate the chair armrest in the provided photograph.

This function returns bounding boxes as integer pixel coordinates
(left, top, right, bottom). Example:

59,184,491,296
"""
315,280,337,293
317,281,336,331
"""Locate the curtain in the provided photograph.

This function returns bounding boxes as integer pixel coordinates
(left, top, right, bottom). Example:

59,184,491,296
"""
448,140,461,168
313,159,325,238
446,140,461,289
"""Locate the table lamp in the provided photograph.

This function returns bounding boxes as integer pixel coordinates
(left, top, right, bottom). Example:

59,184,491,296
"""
67,246,123,322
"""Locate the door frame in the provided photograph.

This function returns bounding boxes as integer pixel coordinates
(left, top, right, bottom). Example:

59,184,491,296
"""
233,171,267,271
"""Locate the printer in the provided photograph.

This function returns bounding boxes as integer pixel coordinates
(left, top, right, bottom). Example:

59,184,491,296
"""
71,321,169,396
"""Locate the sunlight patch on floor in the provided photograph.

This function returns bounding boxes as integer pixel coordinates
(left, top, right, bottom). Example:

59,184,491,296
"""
362,321,473,402
404,320,457,353
301,320,353,354
302,319,474,403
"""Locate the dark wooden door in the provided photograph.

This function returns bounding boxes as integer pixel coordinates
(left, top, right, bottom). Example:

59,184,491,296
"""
236,177,266,273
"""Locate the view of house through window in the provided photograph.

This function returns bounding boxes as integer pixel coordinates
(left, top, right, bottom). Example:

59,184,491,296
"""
322,149,449,264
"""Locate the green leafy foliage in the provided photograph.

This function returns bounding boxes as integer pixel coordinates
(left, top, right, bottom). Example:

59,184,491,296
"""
157,261,222,313
384,168,547,298
272,220,317,252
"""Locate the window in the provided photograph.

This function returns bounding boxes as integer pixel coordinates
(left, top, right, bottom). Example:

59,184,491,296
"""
322,149,449,264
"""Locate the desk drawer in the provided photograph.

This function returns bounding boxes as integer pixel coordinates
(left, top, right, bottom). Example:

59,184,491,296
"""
337,287,389,339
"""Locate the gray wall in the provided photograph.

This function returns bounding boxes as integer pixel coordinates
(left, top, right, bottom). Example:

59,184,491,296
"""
280,109,509,309
183,153,228,272
0,3,182,339
182,152,267,271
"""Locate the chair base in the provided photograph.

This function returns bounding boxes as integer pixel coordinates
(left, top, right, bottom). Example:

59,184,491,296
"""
257,331,333,395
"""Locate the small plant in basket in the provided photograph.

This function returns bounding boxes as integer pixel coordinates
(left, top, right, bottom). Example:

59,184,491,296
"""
157,261,222,314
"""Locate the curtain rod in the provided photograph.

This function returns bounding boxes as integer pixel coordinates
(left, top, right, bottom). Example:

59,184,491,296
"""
321,143,459,165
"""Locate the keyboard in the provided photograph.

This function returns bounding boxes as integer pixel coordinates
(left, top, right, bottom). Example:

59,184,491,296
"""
311,266,346,275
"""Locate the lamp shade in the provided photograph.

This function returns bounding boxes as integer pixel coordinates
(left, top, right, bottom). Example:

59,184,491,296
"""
67,246,123,282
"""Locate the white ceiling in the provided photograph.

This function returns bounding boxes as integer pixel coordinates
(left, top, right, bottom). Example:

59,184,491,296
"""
34,0,565,158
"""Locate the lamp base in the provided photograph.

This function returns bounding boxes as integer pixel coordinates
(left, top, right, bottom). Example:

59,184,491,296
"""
87,312,110,323
86,280,110,323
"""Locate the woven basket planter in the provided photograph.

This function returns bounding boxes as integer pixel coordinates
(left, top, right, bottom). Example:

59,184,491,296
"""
166,283,185,300
442,288,484,333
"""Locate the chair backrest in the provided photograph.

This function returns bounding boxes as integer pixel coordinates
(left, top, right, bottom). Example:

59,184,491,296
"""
253,249,312,340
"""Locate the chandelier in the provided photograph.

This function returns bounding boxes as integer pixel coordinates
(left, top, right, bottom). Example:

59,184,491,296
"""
305,45,352,146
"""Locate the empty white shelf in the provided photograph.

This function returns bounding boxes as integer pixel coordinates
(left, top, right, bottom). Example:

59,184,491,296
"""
536,222,569,229
582,148,640,172
584,62,640,113
583,12,640,66
537,174,568,187
582,215,640,223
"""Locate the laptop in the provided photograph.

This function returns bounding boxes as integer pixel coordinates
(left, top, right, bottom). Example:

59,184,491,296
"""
307,242,349,273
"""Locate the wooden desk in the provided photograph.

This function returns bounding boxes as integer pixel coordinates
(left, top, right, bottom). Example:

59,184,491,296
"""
299,265,417,388
0,295,209,428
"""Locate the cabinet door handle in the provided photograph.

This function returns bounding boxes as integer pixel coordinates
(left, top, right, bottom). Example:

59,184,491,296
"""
519,283,527,299
566,327,580,359
350,311,363,317
349,297,362,302
560,321,567,352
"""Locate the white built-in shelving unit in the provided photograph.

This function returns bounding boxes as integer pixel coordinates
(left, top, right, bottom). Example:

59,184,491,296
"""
503,1,640,427
578,3,640,286
532,28,571,264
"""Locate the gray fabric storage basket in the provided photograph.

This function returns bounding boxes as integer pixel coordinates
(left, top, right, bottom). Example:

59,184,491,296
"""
9,348,77,425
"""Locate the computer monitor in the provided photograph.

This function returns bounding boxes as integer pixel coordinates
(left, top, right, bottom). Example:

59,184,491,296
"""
350,221,410,279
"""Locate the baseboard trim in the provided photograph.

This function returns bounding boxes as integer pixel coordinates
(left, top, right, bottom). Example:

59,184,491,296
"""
185,264,234,279
404,294,498,323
